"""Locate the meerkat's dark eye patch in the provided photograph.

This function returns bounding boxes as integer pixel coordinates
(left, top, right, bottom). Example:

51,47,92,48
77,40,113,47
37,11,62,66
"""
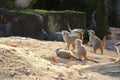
115,42,120,46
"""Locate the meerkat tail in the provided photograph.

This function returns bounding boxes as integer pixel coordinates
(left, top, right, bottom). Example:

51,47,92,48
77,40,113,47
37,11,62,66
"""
84,57,98,63
71,56,82,61
86,58,98,63
70,54,82,61
76,58,83,61
100,36,106,55
67,23,72,32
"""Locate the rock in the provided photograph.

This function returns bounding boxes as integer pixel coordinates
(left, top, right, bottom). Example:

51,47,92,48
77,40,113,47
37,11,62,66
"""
14,0,34,8
0,8,86,40
25,69,31,76
8,71,16,78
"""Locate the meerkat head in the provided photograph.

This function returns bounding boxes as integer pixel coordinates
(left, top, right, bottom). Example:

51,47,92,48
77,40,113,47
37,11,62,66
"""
114,42,120,55
75,39,82,45
87,30,95,36
55,48,62,53
61,30,70,36
115,42,120,47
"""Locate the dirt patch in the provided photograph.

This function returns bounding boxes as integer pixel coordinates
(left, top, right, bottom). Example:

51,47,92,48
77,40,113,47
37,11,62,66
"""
0,35,119,80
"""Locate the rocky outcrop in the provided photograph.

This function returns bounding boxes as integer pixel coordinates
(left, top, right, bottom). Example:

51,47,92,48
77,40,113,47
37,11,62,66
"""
0,9,86,40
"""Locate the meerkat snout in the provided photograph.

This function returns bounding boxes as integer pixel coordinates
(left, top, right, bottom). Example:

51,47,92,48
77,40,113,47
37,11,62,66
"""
62,30,70,36
115,42,120,47
87,30,95,35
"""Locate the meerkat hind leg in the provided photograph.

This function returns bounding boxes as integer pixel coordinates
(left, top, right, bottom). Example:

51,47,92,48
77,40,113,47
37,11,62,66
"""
65,43,70,50
99,47,104,55
93,47,97,53
71,43,75,50
78,54,83,60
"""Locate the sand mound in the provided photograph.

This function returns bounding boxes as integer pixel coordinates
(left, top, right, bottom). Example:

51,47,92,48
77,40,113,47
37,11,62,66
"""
0,35,119,80
86,62,120,77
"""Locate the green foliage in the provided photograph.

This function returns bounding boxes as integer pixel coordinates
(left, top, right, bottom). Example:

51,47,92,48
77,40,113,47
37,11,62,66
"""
10,9,85,15
10,9,36,14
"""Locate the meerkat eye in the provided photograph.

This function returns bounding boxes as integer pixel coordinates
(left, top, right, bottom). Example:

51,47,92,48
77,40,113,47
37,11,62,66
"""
116,42,120,46
117,42,120,45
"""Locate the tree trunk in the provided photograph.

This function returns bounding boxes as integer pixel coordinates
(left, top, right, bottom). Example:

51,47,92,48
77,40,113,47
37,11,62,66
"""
95,0,109,39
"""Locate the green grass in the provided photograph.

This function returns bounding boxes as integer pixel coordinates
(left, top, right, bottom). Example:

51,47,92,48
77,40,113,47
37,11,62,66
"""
10,9,36,14
9,9,85,15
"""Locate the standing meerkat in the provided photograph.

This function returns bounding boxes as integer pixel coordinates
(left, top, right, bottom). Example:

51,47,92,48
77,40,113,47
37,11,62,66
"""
87,30,106,55
75,39,98,63
62,30,79,50
115,42,120,61
67,23,85,41
115,42,120,55
55,48,82,61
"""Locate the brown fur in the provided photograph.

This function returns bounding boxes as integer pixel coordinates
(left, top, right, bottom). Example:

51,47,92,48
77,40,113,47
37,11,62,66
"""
100,36,106,55
88,30,106,55
56,48,82,61
67,23,84,41
115,42,120,55
70,30,84,41
114,42,120,61
75,39,98,63
62,30,79,50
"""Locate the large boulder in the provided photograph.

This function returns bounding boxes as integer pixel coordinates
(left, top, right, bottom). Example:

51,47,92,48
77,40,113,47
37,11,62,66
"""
0,9,86,40
44,10,86,40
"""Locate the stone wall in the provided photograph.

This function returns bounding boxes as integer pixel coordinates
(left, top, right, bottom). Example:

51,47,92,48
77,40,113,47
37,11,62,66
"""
0,9,86,40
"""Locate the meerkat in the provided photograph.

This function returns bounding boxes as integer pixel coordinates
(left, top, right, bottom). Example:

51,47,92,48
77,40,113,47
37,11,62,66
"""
55,48,82,61
115,42,120,55
62,30,79,50
115,42,120,61
75,39,98,63
67,23,85,41
87,30,106,55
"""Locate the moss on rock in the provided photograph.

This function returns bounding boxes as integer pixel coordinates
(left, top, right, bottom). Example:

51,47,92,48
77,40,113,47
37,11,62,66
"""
1,9,86,40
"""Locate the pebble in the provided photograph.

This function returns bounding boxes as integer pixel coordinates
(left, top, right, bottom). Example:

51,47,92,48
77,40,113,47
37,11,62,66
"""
8,71,16,78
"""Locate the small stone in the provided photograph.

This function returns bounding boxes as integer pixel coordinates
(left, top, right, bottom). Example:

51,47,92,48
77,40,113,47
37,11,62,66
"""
53,74,65,80
25,69,31,76
21,37,27,40
47,67,50,71
8,71,16,78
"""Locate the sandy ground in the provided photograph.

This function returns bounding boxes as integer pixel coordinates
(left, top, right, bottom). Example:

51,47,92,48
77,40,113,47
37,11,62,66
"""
0,27,119,80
